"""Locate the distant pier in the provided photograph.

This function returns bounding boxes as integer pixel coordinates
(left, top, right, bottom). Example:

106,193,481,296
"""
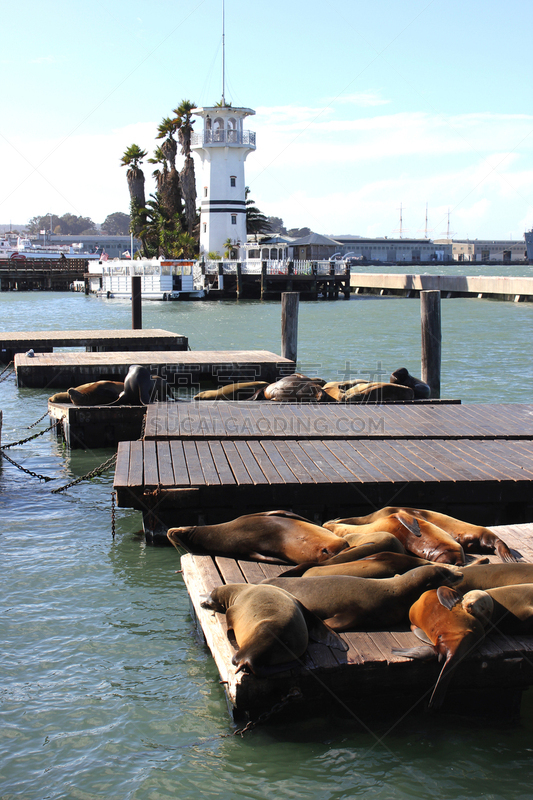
351,273,533,301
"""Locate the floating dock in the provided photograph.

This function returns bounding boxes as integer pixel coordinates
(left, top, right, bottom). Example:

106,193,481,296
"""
15,350,295,389
181,523,533,717
114,403,533,534
351,273,533,302
48,401,146,449
1,328,187,363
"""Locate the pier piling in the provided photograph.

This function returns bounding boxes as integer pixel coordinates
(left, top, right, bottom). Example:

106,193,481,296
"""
131,276,142,329
281,292,299,363
421,289,441,398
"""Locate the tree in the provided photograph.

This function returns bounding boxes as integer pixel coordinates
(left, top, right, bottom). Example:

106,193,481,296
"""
245,187,272,236
121,144,147,236
287,227,312,238
101,212,131,235
172,99,198,235
136,193,196,259
267,216,286,235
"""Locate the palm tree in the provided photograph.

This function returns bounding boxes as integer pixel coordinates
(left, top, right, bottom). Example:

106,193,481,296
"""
138,194,197,259
245,187,272,236
121,144,147,236
148,146,168,193
172,99,198,234
156,116,177,169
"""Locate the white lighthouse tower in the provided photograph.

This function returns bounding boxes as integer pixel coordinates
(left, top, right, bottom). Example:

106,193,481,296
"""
191,104,256,259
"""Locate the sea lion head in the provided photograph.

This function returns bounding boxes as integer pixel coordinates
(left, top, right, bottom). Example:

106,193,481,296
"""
461,589,494,626
167,526,196,550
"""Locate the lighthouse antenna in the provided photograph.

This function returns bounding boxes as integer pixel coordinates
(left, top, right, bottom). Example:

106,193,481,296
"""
222,0,226,106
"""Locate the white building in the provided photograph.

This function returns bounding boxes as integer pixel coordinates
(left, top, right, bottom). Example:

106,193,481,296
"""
191,105,256,259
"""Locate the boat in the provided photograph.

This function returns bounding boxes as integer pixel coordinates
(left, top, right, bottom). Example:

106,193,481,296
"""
0,235,101,261
97,258,205,300
525,229,533,263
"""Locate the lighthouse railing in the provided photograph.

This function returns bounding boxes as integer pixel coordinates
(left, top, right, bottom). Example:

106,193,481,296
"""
191,130,256,147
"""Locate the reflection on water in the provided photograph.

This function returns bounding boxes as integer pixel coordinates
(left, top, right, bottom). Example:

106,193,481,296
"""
1,292,533,799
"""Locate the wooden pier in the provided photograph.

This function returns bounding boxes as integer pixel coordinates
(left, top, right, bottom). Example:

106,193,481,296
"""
351,273,533,302
1,328,187,363
181,523,533,717
15,350,294,389
48,400,146,449
0,258,88,292
114,403,533,534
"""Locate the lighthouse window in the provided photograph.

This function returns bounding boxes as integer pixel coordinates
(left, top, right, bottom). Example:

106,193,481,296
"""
230,176,236,187
204,187,208,197
231,215,237,225
203,224,207,233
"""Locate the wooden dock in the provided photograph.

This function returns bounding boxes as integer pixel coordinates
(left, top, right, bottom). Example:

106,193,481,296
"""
15,350,295,389
1,328,187,363
114,403,533,534
48,400,146,449
181,523,533,717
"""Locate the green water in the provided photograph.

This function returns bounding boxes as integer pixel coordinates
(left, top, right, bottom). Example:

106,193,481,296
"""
1,292,533,800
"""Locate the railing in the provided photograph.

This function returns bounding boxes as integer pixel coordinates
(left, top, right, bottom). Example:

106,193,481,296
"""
191,130,256,147
199,259,349,276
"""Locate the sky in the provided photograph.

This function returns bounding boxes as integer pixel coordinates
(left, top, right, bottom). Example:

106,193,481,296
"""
1,0,532,241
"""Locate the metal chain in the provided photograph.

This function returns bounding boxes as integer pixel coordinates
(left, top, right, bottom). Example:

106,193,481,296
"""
111,490,116,539
27,410,50,428
232,687,302,737
1,420,60,450
0,448,54,482
0,361,15,383
51,452,117,494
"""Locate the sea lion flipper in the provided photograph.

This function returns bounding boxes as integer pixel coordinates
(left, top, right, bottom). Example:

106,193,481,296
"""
278,562,315,577
437,586,462,610
412,626,433,645
496,540,519,563
391,645,436,660
257,510,315,523
396,514,421,537
300,605,349,652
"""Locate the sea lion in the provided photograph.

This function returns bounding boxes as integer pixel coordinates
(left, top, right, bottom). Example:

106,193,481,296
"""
262,564,463,631
455,563,533,593
324,512,465,565
67,380,125,406
390,368,431,399
200,582,347,675
251,373,331,402
193,381,269,401
392,586,488,709
48,391,72,403
344,382,415,402
167,510,349,565
278,533,406,577
329,507,516,563
463,584,533,634
111,365,163,405
291,552,438,579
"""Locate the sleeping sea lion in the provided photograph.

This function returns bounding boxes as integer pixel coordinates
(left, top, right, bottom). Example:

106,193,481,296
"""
200,582,347,675
336,506,516,563
251,373,330,402
194,381,269,401
291,552,437,579
463,584,533,634
390,368,431,399
455,563,533,592
278,533,406,577
48,391,72,403
344,382,415,402
324,512,465,565
262,564,462,631
67,380,125,406
392,586,488,709
167,510,348,565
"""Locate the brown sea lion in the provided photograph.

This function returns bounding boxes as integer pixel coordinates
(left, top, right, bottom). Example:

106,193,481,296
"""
67,380,125,406
392,586,487,709
262,564,462,631
455,563,533,593
336,506,517,563
167,510,348,565
463,584,533,634
344,382,415,402
294,552,437,579
110,365,164,405
324,512,465,565
251,373,330,402
200,582,347,675
193,381,269,401
48,391,72,403
278,533,406,577
390,367,431,399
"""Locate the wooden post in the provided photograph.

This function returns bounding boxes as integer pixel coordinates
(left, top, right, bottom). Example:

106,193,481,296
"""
261,261,267,299
236,262,242,299
421,289,441,398
132,275,142,330
281,292,299,363
217,262,224,293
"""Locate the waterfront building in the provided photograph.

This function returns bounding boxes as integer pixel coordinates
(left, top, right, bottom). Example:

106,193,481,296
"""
434,238,526,262
191,105,256,259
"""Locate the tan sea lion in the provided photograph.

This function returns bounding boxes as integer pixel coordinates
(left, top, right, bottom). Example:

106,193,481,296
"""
392,586,488,709
463,584,533,634
344,382,415,402
67,380,125,406
167,510,349,565
251,373,331,402
390,367,431,399
278,533,406,577
324,512,465,565
262,564,463,631
455,563,533,592
193,381,269,401
200,582,347,675
293,552,437,579
337,506,517,563
48,391,72,403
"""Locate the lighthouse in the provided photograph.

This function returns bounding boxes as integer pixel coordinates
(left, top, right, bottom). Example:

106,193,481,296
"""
191,104,256,259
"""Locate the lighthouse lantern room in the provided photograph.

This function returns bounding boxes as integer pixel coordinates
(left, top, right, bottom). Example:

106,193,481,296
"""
191,105,256,259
